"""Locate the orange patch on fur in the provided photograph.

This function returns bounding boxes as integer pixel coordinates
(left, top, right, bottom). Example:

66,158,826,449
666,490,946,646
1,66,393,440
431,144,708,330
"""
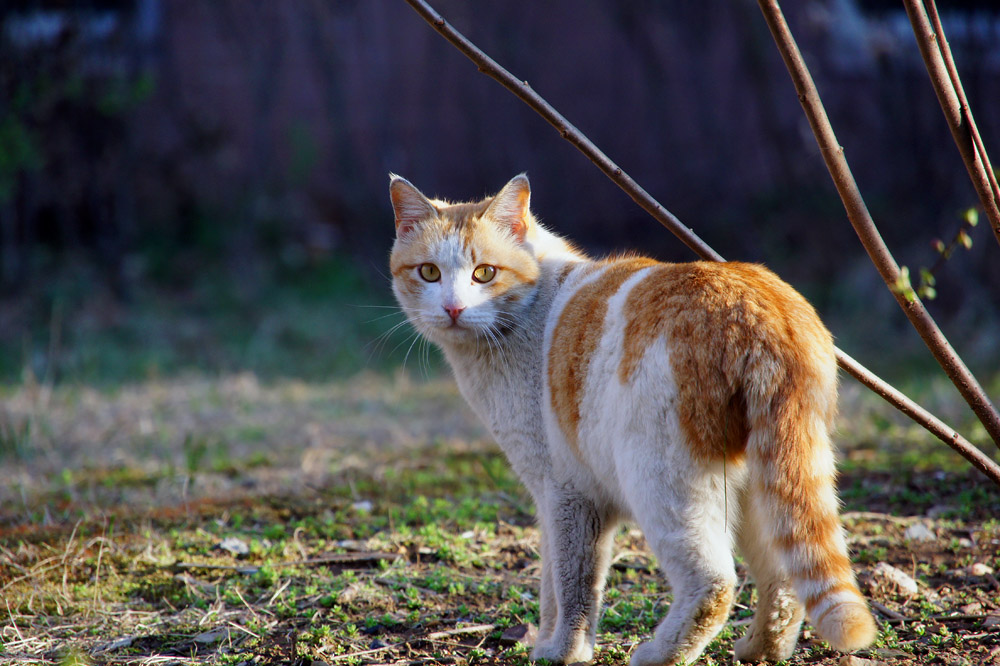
803,583,863,616
548,258,658,455
773,512,842,550
799,555,856,591
618,261,835,463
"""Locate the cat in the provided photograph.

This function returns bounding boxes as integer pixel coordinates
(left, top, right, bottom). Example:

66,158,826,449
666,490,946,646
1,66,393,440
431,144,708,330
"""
388,173,877,665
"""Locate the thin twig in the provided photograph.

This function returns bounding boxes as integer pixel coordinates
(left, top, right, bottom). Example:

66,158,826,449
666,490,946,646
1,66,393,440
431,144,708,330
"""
285,551,404,566
426,623,496,640
904,0,1000,249
841,511,917,525
755,0,1000,451
934,613,992,622
5,599,25,643
402,0,1000,487
402,1,722,263
266,578,292,607
870,599,910,622
172,562,260,574
171,551,403,574
328,644,394,662
92,533,106,615
230,586,259,622
226,621,262,640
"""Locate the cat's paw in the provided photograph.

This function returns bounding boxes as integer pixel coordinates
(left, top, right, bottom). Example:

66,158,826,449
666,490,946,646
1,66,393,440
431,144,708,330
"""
629,640,678,666
732,631,762,663
530,642,561,663
531,637,593,664
733,629,797,663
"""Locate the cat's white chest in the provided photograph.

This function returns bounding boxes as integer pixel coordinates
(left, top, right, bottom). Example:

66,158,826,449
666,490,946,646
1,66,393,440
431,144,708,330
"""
447,348,551,493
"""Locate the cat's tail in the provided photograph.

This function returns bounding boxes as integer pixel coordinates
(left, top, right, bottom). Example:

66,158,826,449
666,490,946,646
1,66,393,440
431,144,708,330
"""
743,349,877,653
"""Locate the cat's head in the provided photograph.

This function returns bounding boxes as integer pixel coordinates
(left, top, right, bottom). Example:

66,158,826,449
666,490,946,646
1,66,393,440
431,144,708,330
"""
389,174,565,347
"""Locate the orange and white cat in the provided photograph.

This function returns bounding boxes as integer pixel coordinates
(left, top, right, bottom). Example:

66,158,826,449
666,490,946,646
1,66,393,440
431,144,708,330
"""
389,174,877,665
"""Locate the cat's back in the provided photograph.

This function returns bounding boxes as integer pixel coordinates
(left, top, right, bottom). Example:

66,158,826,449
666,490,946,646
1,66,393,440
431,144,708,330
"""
544,257,837,468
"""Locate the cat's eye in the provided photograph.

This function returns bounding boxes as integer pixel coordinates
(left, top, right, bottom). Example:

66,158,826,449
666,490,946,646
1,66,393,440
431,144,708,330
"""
419,263,441,282
472,264,497,284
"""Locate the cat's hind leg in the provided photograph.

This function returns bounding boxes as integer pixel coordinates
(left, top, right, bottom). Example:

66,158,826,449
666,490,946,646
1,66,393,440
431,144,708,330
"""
621,459,738,666
531,485,616,664
732,484,805,662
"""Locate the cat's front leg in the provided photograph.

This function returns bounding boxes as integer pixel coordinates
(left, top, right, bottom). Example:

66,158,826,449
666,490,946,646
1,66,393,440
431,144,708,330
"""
531,485,615,664
536,525,557,643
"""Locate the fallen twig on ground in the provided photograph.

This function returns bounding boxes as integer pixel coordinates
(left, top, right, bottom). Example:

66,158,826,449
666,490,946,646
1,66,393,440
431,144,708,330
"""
171,551,404,575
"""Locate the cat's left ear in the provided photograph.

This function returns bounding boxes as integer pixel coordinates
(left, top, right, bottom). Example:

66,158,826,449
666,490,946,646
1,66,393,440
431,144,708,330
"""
389,174,437,237
484,174,531,243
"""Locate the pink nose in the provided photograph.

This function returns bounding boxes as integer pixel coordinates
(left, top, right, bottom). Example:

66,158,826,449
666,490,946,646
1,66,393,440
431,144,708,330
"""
444,304,465,322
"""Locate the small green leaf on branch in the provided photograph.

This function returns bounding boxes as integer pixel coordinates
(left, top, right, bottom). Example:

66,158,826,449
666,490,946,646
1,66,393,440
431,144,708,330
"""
958,229,973,250
893,266,917,303
963,207,978,227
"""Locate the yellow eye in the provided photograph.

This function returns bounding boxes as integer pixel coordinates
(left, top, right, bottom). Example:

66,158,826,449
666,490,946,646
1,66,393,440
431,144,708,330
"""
419,263,441,282
472,264,497,284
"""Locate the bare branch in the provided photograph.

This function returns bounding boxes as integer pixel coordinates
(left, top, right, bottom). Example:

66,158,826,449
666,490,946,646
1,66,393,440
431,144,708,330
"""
903,0,1000,249
756,0,1000,451
401,0,1000,486
401,0,721,263
834,349,1000,485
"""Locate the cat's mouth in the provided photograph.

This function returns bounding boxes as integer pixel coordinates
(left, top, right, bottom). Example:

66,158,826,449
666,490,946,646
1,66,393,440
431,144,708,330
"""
416,309,491,341
440,319,470,333
428,316,478,338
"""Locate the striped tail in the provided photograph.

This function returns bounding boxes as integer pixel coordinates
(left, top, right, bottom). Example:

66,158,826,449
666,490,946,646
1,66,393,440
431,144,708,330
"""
744,360,877,652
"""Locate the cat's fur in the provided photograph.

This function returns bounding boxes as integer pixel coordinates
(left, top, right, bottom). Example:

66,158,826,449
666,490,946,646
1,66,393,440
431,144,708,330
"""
388,174,877,665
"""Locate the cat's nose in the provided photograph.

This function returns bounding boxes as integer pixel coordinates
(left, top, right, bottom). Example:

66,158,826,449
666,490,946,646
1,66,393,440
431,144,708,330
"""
443,304,466,322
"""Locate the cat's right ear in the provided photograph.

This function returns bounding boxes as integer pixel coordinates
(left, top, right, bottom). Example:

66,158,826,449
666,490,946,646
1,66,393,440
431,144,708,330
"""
389,174,437,238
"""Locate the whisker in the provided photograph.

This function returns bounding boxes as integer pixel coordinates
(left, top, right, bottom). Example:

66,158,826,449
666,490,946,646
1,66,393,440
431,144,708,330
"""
365,318,415,356
379,314,432,360
401,329,424,371
364,310,408,325
368,260,394,285
420,337,433,380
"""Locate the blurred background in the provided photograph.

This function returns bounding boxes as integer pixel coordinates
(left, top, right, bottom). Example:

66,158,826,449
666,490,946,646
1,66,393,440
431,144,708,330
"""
1,0,999,387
